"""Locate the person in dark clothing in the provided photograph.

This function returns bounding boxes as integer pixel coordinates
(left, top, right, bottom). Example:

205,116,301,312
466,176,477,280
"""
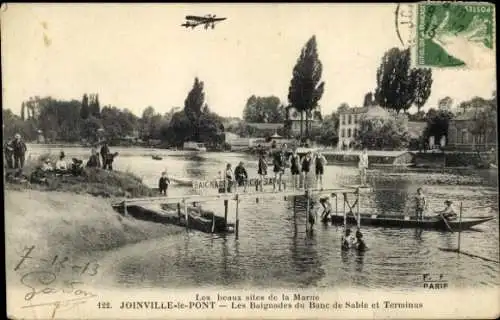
4,139,14,169
314,152,327,190
272,144,287,192
289,148,301,189
70,158,84,176
354,229,367,251
301,152,312,189
86,148,100,168
234,161,248,192
12,133,27,169
100,142,110,167
158,171,170,195
103,152,118,170
257,153,268,191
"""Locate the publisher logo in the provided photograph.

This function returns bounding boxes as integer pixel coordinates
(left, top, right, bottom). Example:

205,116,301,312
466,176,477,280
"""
422,273,448,289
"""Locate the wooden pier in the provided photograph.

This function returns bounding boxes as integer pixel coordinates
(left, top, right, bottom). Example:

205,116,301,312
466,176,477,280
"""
116,185,372,238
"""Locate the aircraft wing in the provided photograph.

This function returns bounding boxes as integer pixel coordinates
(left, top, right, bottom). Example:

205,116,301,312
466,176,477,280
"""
185,15,209,22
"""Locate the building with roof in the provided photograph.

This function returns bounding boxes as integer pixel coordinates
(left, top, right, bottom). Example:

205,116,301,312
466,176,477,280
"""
285,107,322,136
337,105,395,150
447,109,497,151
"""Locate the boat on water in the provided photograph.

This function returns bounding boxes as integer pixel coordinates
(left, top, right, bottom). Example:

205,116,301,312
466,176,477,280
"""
326,213,494,231
112,203,234,233
152,155,163,160
183,141,207,152
169,176,193,186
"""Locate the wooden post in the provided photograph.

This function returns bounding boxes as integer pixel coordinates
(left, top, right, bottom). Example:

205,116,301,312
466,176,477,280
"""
458,202,463,252
184,200,188,230
343,193,347,234
235,195,240,238
335,194,338,216
224,200,228,225
293,196,296,218
356,191,360,228
211,211,216,233
123,201,128,216
306,190,310,233
177,202,181,219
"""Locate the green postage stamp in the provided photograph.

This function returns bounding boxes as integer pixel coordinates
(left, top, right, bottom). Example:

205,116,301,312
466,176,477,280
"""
416,2,495,68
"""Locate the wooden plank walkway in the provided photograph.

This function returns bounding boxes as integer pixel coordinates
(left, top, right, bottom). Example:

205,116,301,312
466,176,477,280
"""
117,186,372,205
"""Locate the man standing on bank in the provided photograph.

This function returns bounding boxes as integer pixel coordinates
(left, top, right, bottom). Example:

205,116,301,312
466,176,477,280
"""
358,148,369,186
289,148,301,189
12,133,27,170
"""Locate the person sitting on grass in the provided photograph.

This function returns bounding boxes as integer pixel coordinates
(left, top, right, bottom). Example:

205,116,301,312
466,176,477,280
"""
70,158,84,176
86,148,100,168
55,151,68,174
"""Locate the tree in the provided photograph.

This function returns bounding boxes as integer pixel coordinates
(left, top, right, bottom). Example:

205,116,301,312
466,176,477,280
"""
243,95,284,123
184,77,205,141
438,96,453,111
423,108,453,143
411,68,433,112
362,92,376,107
337,103,349,112
358,112,409,150
316,112,339,146
375,48,433,114
89,93,100,117
288,35,325,139
21,102,25,121
81,94,89,119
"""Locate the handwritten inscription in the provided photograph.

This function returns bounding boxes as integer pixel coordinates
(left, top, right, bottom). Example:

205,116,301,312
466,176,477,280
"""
14,245,99,276
14,245,99,319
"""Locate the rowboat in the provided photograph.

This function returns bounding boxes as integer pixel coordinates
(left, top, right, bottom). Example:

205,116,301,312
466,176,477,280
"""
325,213,494,231
152,155,163,160
112,202,234,233
170,176,193,186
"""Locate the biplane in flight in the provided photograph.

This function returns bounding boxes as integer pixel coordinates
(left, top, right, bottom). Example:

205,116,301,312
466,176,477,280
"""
181,14,227,30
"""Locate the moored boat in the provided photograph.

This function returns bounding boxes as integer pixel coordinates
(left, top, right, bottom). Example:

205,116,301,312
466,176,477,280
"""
326,213,494,231
152,155,163,160
112,202,234,233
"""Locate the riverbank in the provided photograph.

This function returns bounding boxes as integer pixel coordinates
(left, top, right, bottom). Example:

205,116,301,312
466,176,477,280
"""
5,189,184,283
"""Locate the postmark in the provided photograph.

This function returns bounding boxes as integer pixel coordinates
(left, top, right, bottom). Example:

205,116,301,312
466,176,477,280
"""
415,2,495,68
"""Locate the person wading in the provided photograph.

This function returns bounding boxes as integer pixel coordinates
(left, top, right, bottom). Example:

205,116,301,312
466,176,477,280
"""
12,133,27,170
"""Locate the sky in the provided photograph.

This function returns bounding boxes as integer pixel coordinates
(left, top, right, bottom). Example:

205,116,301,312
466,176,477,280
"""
1,4,496,118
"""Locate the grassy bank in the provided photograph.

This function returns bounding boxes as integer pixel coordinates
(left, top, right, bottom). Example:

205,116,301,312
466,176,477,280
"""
5,189,184,283
6,152,157,198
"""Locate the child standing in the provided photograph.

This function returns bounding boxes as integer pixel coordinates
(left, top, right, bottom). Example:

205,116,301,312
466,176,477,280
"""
415,187,426,220
159,171,171,195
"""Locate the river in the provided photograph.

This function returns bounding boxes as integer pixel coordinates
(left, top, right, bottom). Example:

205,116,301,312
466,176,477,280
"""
27,145,499,289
